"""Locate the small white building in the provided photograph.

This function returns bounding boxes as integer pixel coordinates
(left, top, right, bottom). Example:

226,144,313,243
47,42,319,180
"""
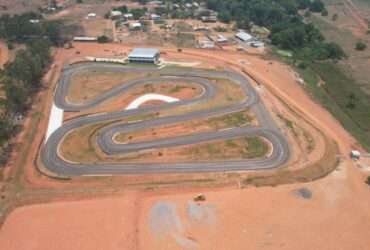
216,35,228,43
87,13,97,19
124,13,134,19
150,14,161,20
249,41,265,48
199,40,215,49
129,22,142,30
73,36,98,42
235,31,253,42
29,19,40,24
351,150,361,160
193,25,209,31
111,10,123,18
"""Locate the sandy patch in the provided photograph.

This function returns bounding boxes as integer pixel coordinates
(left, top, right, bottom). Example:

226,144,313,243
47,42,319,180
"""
0,194,138,250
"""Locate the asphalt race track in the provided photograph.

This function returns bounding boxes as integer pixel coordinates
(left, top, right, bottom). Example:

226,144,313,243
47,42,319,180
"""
41,63,290,176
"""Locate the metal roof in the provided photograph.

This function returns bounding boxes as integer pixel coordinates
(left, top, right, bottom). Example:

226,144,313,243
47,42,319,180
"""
236,32,252,41
128,48,159,58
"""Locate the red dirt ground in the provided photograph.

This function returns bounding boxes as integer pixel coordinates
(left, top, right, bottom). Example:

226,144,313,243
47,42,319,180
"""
1,43,369,250
0,40,9,68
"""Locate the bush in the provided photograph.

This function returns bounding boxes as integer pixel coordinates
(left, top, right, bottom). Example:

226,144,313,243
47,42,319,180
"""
7,42,14,50
214,26,227,32
355,41,367,51
97,35,109,43
332,13,338,21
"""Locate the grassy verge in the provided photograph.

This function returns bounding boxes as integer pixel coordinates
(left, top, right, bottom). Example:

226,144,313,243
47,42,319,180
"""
271,45,370,150
115,110,252,144
297,62,370,150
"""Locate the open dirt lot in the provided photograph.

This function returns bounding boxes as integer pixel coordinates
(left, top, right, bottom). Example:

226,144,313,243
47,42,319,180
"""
1,42,370,250
1,168,369,250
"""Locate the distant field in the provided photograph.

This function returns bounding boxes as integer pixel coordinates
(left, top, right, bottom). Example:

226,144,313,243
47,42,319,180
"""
298,62,370,150
298,0,370,150
0,0,47,15
315,1,370,94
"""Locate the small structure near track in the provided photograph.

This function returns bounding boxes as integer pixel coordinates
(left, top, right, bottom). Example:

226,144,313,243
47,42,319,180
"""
351,150,361,160
128,48,160,64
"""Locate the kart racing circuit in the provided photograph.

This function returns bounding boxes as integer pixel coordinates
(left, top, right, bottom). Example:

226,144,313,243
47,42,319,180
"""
41,63,290,176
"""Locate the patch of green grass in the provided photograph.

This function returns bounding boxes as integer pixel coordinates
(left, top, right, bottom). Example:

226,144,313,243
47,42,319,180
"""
243,137,269,158
169,85,185,93
128,63,159,68
277,114,294,129
208,111,252,129
206,144,220,155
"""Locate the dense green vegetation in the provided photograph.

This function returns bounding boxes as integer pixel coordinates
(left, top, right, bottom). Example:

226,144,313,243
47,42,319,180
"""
205,0,344,61
0,12,63,46
0,12,63,165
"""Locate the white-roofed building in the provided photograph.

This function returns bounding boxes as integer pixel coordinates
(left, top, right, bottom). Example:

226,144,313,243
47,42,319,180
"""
73,36,98,42
87,13,97,18
235,31,253,42
124,13,134,19
128,48,160,64
111,10,123,18
129,22,142,30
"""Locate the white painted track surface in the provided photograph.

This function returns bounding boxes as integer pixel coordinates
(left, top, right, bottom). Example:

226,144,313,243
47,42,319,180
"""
45,103,64,142
125,94,179,110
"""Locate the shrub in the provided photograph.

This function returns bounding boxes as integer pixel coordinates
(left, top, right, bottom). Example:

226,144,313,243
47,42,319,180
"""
366,176,370,185
355,41,367,51
97,35,109,43
332,13,338,21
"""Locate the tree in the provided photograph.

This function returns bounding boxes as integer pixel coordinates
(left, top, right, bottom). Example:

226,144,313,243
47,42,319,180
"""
296,0,311,9
97,35,109,43
355,41,367,51
332,13,338,21
218,11,231,23
321,9,328,16
323,42,346,60
346,92,357,109
4,83,28,114
0,114,12,144
130,8,147,20
114,5,128,13
310,0,325,13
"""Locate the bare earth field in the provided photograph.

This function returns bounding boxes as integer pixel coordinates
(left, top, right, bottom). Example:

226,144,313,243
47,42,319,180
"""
0,43,369,250
0,170,369,250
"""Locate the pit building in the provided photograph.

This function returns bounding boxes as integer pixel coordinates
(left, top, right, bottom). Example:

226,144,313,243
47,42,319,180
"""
128,48,160,64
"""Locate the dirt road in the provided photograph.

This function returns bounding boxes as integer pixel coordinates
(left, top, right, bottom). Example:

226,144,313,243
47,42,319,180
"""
0,41,9,68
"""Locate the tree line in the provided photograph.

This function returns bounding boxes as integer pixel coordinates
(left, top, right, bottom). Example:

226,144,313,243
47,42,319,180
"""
0,12,62,165
0,12,63,46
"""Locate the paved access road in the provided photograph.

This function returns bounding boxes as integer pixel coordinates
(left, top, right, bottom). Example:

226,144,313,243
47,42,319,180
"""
41,63,289,176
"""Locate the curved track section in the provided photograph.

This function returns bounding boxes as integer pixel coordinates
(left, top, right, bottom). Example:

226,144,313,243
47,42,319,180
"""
41,63,290,176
